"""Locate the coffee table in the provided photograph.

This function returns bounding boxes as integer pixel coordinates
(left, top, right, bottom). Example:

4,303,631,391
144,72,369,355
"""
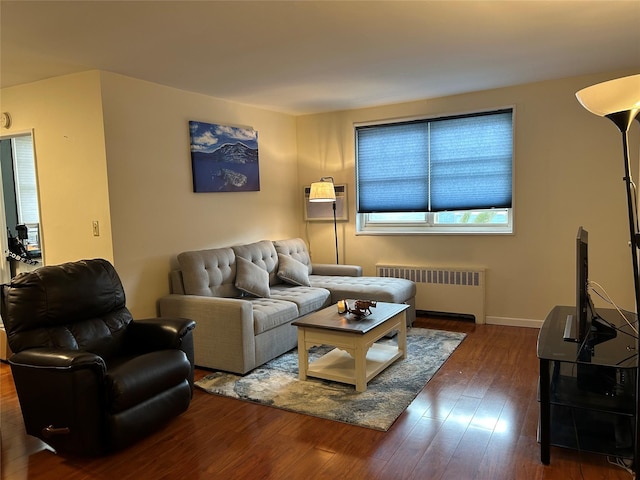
292,301,409,392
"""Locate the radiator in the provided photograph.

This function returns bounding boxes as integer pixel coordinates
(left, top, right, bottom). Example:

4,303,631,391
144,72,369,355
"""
376,265,486,324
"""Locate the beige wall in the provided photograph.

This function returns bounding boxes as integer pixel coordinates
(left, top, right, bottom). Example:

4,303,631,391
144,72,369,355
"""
99,72,299,317
0,71,299,318
1,69,638,325
297,70,640,325
0,71,114,265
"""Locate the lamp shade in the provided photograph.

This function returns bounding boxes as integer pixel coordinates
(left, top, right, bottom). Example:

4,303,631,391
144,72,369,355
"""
309,180,336,202
575,74,640,117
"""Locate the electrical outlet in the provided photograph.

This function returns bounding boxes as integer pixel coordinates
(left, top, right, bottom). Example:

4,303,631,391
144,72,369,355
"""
92,221,100,236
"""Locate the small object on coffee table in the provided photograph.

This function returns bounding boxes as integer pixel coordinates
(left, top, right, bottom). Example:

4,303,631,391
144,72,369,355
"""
346,299,377,317
337,299,347,314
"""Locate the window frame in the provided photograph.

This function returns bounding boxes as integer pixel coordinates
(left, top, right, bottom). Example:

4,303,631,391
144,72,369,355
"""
354,107,515,235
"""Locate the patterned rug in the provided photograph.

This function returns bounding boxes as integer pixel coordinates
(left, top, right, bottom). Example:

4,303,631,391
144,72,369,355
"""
195,327,466,431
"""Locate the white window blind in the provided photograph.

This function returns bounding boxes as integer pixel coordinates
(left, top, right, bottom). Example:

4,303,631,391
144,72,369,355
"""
11,136,39,224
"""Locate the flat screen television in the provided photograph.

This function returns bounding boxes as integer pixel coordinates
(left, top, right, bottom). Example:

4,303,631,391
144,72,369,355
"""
575,226,590,343
564,226,616,344
563,226,590,342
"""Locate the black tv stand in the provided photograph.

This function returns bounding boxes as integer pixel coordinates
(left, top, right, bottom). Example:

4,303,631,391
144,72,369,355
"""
538,305,638,473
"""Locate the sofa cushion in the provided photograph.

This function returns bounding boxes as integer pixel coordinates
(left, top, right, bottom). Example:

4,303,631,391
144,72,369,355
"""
249,298,299,334
273,238,312,274
177,248,240,298
233,240,280,286
235,257,270,298
309,275,416,304
276,253,311,286
270,285,331,316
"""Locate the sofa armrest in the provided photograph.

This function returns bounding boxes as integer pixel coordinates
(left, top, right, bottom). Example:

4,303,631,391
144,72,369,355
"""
312,263,363,277
158,294,256,373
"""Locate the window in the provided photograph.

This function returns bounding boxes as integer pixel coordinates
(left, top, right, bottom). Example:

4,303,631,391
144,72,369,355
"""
11,135,40,225
355,108,514,234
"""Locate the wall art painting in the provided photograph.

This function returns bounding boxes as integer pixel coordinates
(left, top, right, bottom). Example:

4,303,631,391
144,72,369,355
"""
189,121,260,192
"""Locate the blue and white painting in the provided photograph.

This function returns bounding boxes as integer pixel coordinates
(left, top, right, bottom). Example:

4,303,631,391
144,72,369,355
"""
189,121,260,192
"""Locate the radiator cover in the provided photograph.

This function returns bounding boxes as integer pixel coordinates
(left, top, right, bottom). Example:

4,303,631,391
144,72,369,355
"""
376,265,486,324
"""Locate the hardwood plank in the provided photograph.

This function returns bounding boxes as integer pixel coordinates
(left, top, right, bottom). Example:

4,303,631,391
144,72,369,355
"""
375,417,443,479
0,317,632,479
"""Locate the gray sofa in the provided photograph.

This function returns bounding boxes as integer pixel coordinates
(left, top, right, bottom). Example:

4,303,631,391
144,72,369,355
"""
159,238,415,374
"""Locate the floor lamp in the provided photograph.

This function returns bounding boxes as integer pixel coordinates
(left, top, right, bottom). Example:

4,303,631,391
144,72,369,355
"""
576,73,640,474
309,176,339,264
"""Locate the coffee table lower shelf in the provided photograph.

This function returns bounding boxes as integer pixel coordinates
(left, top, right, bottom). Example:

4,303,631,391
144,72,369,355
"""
307,343,402,387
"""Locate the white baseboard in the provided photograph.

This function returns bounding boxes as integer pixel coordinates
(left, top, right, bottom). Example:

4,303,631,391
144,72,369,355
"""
485,315,543,329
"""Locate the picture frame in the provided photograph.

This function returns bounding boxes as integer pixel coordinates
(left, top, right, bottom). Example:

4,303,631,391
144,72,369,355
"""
189,121,260,192
303,184,348,221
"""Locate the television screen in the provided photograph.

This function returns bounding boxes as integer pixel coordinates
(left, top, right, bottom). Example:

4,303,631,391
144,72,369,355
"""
563,226,591,343
575,226,589,343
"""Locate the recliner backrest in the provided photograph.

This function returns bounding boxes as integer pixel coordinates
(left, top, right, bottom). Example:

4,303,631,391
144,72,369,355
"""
1,258,132,359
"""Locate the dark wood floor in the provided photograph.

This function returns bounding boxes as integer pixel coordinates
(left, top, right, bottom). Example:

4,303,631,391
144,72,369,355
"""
0,318,633,479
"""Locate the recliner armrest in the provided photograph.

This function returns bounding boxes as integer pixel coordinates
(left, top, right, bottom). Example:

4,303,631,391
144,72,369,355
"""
126,317,196,392
127,318,196,351
9,348,105,372
8,347,108,455
312,263,363,277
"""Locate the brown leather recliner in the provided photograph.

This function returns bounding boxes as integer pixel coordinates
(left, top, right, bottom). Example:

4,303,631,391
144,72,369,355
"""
1,258,196,456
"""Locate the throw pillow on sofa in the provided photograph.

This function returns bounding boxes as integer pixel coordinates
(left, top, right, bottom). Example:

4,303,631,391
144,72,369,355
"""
235,257,270,298
276,253,311,287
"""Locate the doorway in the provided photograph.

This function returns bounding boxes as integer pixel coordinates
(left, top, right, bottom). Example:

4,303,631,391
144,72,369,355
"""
0,131,43,283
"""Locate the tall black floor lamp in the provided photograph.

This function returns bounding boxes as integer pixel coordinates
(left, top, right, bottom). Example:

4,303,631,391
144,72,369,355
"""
576,73,640,474
309,176,339,264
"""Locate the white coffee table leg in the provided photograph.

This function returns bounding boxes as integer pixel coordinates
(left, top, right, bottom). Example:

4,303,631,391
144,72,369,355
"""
297,329,308,380
354,343,367,392
398,313,407,359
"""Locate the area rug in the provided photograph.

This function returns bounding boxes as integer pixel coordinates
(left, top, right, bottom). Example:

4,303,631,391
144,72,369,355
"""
195,327,466,431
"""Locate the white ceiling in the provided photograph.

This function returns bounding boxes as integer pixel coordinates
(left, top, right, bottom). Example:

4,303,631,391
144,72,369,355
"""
1,0,639,115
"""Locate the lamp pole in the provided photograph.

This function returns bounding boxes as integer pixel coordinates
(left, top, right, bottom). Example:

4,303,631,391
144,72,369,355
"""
605,110,640,316
609,110,640,476
309,176,339,264
332,200,339,264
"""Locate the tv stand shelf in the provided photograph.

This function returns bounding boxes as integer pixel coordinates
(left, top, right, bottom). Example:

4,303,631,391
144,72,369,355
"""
547,404,634,458
538,306,638,469
549,374,635,415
